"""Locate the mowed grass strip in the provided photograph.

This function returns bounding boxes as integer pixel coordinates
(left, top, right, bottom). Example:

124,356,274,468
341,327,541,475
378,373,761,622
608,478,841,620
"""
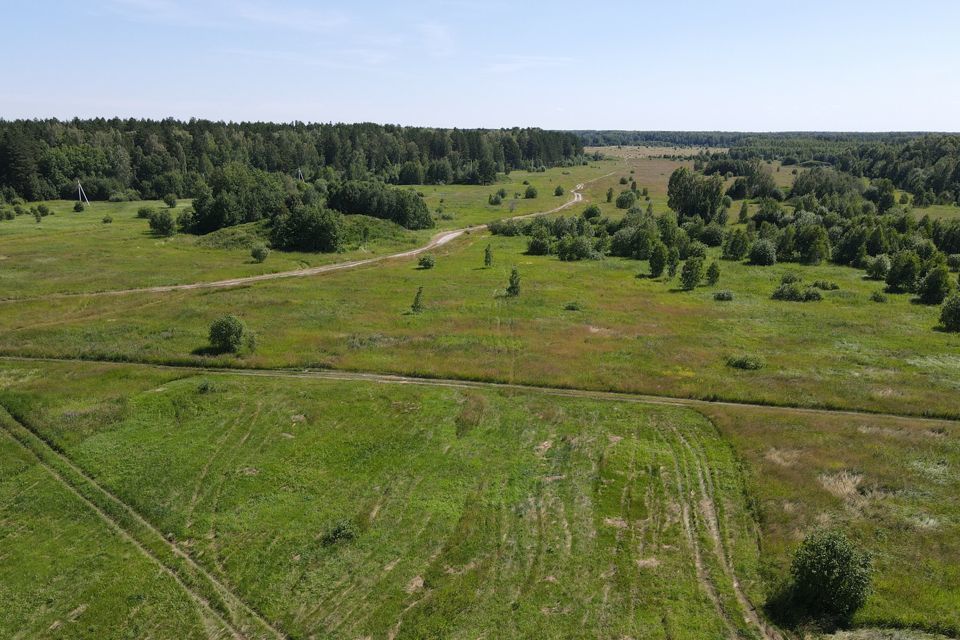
0,360,765,639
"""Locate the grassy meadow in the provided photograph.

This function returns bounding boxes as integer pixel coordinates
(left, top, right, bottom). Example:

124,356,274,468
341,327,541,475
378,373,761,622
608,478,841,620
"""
0,359,766,639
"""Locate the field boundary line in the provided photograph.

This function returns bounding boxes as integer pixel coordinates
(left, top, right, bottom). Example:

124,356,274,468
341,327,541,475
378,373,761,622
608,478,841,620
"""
0,405,286,640
0,354,954,426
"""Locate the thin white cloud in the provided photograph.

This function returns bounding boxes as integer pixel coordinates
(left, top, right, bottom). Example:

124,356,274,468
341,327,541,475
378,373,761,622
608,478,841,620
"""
484,55,573,74
233,2,349,33
101,0,347,33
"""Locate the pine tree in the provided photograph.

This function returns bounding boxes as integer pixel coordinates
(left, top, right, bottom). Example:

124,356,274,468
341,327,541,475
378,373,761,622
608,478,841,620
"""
506,267,521,297
738,201,749,223
484,244,493,267
411,286,424,313
606,187,614,203
667,247,680,277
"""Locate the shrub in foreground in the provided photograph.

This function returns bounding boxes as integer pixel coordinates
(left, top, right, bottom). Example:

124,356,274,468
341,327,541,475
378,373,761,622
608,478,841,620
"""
418,254,436,269
789,529,872,625
506,267,521,296
713,290,734,301
149,209,176,236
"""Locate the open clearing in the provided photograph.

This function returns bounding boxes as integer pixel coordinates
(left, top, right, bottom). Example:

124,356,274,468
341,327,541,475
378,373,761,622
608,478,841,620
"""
1,359,768,639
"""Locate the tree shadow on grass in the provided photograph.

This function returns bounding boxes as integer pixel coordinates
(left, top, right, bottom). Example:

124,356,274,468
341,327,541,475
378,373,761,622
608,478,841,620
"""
191,344,233,357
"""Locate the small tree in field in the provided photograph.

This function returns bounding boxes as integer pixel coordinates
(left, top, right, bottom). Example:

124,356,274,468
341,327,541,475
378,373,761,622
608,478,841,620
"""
524,185,538,199
790,529,872,625
149,210,176,237
251,243,269,263
209,315,246,353
418,254,436,269
667,246,680,278
941,293,960,331
74,201,85,212
411,286,424,313
738,201,749,223
706,261,721,285
506,267,521,296
680,257,705,290
484,244,493,267
606,187,614,203
649,242,668,278
162,193,177,208
554,185,564,196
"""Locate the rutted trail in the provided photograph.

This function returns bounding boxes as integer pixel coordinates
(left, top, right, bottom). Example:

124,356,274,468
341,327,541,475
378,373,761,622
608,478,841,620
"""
4,173,611,303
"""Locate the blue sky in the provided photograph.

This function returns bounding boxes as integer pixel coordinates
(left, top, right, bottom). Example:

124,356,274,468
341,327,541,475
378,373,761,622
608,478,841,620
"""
3,0,959,130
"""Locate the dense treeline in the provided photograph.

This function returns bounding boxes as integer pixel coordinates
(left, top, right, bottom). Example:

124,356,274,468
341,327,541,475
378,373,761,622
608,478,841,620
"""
0,119,583,202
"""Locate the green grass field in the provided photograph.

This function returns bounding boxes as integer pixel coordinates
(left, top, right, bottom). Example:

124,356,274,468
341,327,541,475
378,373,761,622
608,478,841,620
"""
3,153,959,638
0,359,767,639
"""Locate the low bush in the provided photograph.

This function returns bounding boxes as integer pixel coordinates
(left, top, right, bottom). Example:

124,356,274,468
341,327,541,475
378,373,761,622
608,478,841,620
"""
564,301,582,311
780,272,801,285
727,354,764,370
102,215,113,224
209,315,246,353
136,206,153,219
524,185,538,199
73,201,85,212
941,293,960,331
320,520,357,546
148,210,176,237
251,243,270,263
812,280,839,290
713,290,734,301
772,282,822,302
869,290,887,303
417,254,436,269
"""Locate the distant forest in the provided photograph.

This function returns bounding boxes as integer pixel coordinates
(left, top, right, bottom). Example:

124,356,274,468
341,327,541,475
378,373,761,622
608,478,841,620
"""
0,119,584,202
579,131,960,207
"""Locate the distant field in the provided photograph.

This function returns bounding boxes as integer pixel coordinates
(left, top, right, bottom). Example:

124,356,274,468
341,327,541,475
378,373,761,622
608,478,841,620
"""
587,145,728,158
0,360,766,639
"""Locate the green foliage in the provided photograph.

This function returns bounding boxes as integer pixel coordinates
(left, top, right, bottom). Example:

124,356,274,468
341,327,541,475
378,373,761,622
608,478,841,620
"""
941,293,960,331
524,185,538,199
772,282,823,302
148,209,175,237
483,244,493,267
270,205,343,253
208,315,246,353
250,243,269,263
865,254,891,280
885,250,921,292
73,201,84,212
789,529,872,624
706,261,720,286
811,280,839,291
101,215,112,224
917,264,953,304
738,201,749,223
680,256,705,290
554,185,564,196
606,187,613,203
667,167,724,223
749,239,777,266
411,286,424,313
869,290,887,303
722,228,750,261
556,234,593,261
417,254,436,269
667,246,680,277
320,520,357,547
615,190,636,209
136,206,153,219
162,193,177,208
563,301,582,311
328,181,434,230
713,290,734,301
726,354,764,370
582,204,601,220
649,242,668,278
506,267,521,296
488,193,502,205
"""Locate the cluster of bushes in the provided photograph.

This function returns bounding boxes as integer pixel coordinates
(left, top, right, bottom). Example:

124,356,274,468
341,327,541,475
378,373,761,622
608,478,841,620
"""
727,354,764,370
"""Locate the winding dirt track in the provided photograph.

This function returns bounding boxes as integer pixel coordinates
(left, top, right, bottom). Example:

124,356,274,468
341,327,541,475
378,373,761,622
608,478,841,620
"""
8,174,609,303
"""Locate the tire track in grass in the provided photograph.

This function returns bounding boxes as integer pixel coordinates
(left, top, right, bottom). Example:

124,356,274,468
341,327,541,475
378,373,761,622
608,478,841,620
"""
0,406,287,640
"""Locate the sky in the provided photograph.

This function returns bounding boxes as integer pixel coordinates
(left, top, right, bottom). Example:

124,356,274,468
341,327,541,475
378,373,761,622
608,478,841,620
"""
2,0,959,131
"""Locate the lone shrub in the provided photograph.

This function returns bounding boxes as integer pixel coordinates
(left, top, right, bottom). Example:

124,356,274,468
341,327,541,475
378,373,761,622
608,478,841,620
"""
726,354,764,370
320,520,357,546
564,301,582,311
411,286,424,313
917,265,952,304
417,254,436,269
102,215,113,224
251,243,270,263
615,191,637,210
209,315,246,353
488,193,502,205
73,201,85,212
582,204,601,220
137,206,153,219
162,193,177,208
524,185,538,199
941,293,960,331
714,290,734,301
869,290,887,303
554,185,564,196
506,267,521,297
790,529,872,624
649,242,668,278
484,244,493,267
